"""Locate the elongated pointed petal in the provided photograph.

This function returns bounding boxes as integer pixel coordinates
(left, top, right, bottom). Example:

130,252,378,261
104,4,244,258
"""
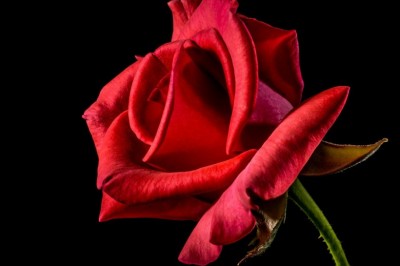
179,86,349,265
240,86,349,202
301,138,388,176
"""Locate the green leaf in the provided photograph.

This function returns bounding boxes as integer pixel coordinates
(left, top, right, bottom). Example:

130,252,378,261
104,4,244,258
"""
301,138,388,176
289,179,350,266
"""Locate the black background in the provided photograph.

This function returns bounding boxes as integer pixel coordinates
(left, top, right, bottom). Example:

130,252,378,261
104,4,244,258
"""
25,0,398,265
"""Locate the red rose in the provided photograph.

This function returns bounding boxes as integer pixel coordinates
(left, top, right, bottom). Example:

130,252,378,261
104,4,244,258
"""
83,0,349,264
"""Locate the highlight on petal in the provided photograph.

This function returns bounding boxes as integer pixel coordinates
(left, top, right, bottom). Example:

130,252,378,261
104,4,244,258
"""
99,192,211,221
301,138,388,176
179,86,349,265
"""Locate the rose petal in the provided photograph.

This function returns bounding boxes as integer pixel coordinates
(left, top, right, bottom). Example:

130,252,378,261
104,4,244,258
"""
99,192,211,221
82,60,141,149
191,28,235,105
241,16,304,107
168,0,202,40
249,82,293,126
144,74,170,137
181,0,202,17
98,111,256,204
170,0,258,155
179,86,349,265
168,0,188,41
179,182,254,265
128,53,169,145
178,207,222,265
143,40,232,171
240,81,294,149
128,42,182,146
153,41,181,69
241,86,349,201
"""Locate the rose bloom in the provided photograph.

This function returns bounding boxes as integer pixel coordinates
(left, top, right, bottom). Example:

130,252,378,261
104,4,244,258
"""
83,0,349,264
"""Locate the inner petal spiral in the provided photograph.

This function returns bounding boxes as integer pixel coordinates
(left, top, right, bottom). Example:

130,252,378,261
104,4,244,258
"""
144,40,232,171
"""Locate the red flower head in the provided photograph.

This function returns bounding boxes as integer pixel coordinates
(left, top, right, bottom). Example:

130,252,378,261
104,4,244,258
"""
83,0,387,265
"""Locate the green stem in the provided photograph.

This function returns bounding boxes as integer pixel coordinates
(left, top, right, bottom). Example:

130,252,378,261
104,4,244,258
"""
289,179,350,266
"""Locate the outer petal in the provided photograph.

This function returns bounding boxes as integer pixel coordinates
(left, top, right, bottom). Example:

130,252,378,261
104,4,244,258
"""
98,111,256,204
179,86,349,265
153,41,182,69
241,86,349,201
240,16,304,106
178,206,223,265
99,192,211,221
168,0,188,41
82,60,141,149
181,0,202,16
171,0,258,154
168,0,202,40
